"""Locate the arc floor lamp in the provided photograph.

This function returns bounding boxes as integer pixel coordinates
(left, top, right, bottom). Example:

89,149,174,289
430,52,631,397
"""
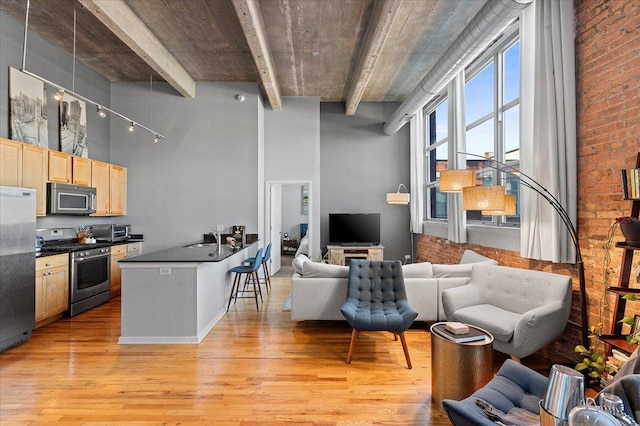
440,153,588,347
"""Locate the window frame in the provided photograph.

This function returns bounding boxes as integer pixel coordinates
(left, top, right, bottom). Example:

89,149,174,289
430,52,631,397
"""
423,23,520,227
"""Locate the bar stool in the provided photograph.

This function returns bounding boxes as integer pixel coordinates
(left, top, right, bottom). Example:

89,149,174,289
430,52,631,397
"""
245,242,271,294
227,248,263,312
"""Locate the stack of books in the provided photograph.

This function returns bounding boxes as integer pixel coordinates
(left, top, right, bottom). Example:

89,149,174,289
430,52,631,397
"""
432,322,487,343
601,349,630,388
621,169,640,199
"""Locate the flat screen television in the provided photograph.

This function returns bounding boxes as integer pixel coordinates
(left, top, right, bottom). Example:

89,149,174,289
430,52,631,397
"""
329,213,380,246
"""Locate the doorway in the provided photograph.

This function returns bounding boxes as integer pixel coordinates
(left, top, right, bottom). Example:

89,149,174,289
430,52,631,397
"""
266,181,312,275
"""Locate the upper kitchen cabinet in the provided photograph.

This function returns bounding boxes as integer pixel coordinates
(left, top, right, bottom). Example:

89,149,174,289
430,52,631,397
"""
48,151,91,186
0,138,23,186
0,138,47,216
91,160,110,215
109,165,127,216
48,150,72,183
72,157,92,186
22,144,48,216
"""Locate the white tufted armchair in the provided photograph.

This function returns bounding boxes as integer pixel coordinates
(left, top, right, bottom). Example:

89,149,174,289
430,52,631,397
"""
442,264,572,361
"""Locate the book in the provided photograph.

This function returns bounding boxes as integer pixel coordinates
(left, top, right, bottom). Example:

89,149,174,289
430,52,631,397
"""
612,348,630,363
445,322,469,335
431,323,487,343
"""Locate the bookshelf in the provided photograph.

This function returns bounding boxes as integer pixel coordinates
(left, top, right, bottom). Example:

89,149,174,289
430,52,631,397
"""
601,152,640,356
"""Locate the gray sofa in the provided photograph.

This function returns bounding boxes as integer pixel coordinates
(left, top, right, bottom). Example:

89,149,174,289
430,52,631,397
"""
442,263,573,360
290,250,497,322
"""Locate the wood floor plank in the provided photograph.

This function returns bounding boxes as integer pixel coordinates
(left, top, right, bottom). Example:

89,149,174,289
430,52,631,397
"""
0,274,557,425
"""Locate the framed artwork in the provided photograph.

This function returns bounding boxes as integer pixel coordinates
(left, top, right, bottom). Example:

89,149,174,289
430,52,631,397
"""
301,184,309,215
59,93,88,157
9,67,48,147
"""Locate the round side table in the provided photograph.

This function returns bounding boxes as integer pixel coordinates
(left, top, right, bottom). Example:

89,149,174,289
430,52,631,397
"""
430,322,494,411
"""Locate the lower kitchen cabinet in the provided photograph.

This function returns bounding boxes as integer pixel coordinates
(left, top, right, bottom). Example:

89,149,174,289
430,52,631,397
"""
110,244,127,297
35,254,69,324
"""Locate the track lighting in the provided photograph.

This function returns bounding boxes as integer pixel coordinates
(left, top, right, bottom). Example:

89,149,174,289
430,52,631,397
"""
129,122,135,132
54,89,65,101
153,135,159,143
96,105,106,117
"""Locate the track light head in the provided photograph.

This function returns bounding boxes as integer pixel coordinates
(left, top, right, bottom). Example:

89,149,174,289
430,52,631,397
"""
153,135,159,143
97,105,106,118
54,89,65,101
128,122,135,132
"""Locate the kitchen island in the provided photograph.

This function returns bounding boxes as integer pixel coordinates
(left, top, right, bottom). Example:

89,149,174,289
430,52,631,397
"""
118,241,258,344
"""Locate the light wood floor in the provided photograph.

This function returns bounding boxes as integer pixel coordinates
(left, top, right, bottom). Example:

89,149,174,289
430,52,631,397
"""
0,273,554,425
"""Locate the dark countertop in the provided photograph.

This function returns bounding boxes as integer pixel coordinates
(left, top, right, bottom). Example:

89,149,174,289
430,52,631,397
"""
119,240,257,263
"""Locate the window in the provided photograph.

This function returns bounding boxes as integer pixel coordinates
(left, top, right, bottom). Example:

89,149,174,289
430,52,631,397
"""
424,27,520,226
425,98,448,219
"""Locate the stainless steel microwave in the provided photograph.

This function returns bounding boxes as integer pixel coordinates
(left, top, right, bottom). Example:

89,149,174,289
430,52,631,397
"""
47,183,97,215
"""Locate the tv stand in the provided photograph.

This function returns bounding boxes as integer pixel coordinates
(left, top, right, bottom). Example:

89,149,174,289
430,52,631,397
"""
327,245,384,266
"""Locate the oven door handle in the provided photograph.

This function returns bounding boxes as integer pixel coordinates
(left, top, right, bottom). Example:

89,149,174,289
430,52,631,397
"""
74,254,110,261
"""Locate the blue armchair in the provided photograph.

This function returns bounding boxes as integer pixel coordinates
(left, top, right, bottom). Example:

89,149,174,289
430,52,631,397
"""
340,260,418,368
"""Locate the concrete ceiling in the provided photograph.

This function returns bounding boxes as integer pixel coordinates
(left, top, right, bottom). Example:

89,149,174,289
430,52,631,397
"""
1,0,487,113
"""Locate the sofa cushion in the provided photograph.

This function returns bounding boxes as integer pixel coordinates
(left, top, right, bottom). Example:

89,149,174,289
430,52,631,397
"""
292,254,310,274
432,263,474,278
402,262,433,278
453,304,519,343
301,261,349,278
459,249,498,265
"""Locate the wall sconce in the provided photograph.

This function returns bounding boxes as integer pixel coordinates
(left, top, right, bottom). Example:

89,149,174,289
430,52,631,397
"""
386,184,410,205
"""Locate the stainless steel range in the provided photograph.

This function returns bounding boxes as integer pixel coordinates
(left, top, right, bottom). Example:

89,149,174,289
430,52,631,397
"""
37,228,111,316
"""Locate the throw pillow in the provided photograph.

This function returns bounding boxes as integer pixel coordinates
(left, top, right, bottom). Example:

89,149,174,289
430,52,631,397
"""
459,249,498,265
402,262,433,278
292,254,310,274
301,261,349,278
295,235,309,257
432,263,474,278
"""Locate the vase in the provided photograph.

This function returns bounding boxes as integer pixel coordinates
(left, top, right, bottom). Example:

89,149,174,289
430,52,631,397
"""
620,220,640,246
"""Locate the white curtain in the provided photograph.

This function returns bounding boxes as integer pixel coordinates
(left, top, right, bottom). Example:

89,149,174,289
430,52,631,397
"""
520,0,577,263
447,72,467,243
410,113,424,235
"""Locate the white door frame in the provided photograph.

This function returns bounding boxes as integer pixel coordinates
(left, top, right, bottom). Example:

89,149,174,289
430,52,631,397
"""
266,180,313,274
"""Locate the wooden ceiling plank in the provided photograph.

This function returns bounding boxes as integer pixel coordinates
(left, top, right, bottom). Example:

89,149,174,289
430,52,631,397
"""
78,0,196,98
345,0,402,115
231,0,282,111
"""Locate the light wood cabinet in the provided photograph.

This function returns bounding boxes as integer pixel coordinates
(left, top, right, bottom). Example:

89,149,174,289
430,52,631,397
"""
326,245,384,266
35,254,69,324
91,160,110,215
0,138,22,186
109,165,127,215
72,156,92,186
110,244,127,297
22,144,48,216
48,150,72,183
0,138,48,216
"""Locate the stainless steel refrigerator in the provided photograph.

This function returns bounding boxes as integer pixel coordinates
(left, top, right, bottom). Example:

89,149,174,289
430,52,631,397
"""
0,186,36,352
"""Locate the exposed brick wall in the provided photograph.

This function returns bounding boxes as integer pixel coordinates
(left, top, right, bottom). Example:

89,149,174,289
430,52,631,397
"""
417,0,640,361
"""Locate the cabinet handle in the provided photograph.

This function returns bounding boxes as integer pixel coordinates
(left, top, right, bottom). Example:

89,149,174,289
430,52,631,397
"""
45,263,51,267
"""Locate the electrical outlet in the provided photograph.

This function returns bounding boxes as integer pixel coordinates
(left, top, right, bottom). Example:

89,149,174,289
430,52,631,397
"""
404,255,411,261
216,224,224,232
159,268,171,275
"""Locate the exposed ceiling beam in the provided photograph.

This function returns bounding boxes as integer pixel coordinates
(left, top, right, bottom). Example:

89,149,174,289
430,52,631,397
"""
231,0,282,111
78,0,195,98
345,0,402,116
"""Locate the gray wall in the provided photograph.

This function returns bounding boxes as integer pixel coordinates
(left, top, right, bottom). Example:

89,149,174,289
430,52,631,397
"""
1,11,113,231
320,102,411,261
264,97,320,256
109,82,261,254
